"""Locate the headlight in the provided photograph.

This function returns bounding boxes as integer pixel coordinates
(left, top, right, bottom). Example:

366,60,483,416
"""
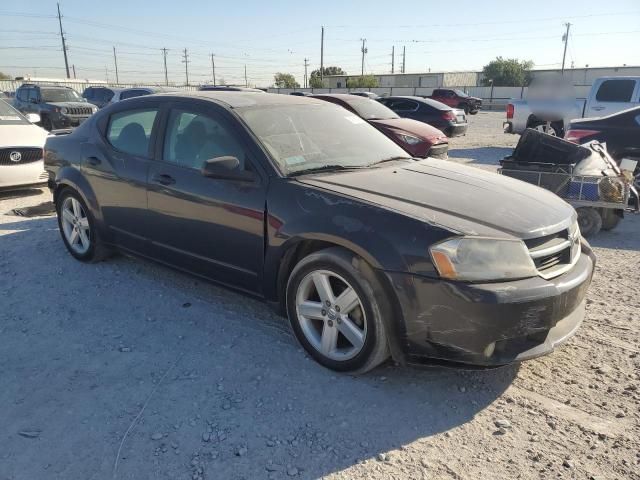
430,237,537,281
398,133,422,145
60,107,68,115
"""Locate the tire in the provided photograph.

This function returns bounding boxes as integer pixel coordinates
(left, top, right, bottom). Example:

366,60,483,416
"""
577,207,602,238
41,115,54,131
460,103,470,115
469,109,479,115
530,121,563,137
286,247,390,374
56,189,110,262
600,209,622,231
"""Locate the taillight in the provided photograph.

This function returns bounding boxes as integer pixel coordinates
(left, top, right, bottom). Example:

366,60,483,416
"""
564,129,600,144
442,111,456,121
506,104,514,119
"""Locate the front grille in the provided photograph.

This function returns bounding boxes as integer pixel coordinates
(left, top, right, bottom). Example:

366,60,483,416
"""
0,147,43,166
524,227,579,279
65,106,93,116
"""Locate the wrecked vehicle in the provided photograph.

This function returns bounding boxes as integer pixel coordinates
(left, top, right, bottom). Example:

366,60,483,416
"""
500,129,639,237
45,92,594,373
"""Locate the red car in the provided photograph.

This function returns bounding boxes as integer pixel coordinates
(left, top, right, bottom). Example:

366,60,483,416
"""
428,89,482,115
311,94,449,158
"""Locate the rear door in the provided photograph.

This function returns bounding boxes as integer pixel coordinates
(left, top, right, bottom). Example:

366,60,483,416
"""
146,101,267,293
83,98,161,252
587,79,639,117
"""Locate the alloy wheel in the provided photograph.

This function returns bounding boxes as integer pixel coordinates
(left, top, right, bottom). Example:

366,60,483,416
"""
295,270,367,361
60,197,91,255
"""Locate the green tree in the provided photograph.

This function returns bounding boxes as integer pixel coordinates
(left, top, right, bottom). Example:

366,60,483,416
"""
347,75,378,88
309,66,346,88
0,71,11,80
481,57,534,86
274,72,300,88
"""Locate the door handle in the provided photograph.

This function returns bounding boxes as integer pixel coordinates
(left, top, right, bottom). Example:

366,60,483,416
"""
86,156,101,166
151,174,176,186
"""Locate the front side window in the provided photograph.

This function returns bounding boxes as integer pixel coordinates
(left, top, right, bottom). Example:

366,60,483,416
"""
27,88,39,103
595,80,636,103
0,99,28,125
346,98,398,120
237,103,408,175
40,88,82,103
106,108,158,157
163,108,248,170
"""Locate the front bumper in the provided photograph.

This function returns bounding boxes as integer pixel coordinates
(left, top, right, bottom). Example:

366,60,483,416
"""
0,161,47,190
385,246,595,367
426,142,449,159
51,114,90,129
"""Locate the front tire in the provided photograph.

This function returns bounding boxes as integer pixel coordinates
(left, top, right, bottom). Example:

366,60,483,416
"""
56,189,109,262
286,247,390,374
577,207,602,237
41,115,54,131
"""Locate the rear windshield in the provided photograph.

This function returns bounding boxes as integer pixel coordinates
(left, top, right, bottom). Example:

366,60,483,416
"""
41,88,83,103
345,98,398,120
0,99,28,125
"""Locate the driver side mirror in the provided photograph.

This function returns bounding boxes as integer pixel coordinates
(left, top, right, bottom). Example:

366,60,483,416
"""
201,156,255,182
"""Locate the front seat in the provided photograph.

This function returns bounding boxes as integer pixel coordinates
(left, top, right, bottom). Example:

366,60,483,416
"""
116,123,148,157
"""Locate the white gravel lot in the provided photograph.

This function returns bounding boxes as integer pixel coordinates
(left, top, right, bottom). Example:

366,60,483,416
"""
0,112,638,480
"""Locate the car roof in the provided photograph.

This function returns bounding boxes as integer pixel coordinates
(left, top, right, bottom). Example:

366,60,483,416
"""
154,91,327,109
21,84,74,90
384,96,451,110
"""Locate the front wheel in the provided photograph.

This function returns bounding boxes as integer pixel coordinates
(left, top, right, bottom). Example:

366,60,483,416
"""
286,247,390,374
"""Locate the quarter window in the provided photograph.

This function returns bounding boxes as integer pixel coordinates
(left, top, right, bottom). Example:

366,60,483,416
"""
106,108,158,157
595,80,636,102
389,99,418,111
163,108,248,170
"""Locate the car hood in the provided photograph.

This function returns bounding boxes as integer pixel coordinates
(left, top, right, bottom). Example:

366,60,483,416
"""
298,159,575,239
46,102,92,109
369,118,447,142
0,123,48,148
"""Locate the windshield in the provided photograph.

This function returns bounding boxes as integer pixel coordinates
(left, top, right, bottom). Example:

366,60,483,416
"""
346,98,399,120
454,89,469,97
41,88,83,103
237,103,409,175
0,99,28,125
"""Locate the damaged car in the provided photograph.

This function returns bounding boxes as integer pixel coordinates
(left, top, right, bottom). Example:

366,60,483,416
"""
44,92,595,373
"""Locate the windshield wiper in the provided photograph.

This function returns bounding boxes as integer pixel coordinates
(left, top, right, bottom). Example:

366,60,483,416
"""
288,164,364,177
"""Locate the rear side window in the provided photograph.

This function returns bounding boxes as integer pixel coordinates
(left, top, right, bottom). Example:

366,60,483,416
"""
595,80,636,102
17,88,28,102
389,99,419,111
27,88,39,103
121,89,150,100
83,88,93,99
106,108,158,157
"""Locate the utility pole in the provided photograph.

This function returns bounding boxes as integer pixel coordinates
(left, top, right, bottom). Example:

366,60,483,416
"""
113,47,119,84
72,64,76,79
244,65,248,87
360,38,367,76
161,48,169,86
402,46,406,74
391,46,395,74
181,48,189,86
57,2,70,78
210,53,216,86
304,58,309,88
561,23,571,75
320,26,324,84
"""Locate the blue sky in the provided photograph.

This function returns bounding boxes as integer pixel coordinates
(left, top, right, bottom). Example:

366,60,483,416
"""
1,0,639,86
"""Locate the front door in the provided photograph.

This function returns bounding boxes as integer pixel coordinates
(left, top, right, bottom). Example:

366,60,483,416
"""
146,102,267,293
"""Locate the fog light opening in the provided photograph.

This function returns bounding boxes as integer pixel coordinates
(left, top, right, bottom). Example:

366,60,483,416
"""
483,342,496,358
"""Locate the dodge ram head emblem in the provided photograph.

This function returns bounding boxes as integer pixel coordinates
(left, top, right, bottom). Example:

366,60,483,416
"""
9,151,22,163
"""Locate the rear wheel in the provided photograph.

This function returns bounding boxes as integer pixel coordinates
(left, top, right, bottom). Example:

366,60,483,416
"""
530,121,563,137
600,209,622,231
56,189,110,262
577,207,602,237
286,247,389,374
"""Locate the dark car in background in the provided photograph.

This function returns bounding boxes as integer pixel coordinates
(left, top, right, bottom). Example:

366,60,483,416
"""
427,88,482,115
107,86,179,105
199,85,264,92
13,83,97,131
565,106,640,187
379,96,468,137
312,93,448,158
82,86,120,108
350,91,380,99
44,92,594,374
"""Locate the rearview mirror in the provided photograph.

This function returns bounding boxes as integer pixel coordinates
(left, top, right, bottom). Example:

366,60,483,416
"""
26,113,40,124
201,156,255,182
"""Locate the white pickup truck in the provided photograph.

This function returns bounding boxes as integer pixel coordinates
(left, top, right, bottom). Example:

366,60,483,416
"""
504,76,640,136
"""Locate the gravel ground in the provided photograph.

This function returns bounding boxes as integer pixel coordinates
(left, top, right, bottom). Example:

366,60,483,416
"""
1,112,638,480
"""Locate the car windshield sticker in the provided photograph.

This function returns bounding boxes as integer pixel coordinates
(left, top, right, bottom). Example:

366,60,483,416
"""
0,115,22,121
284,155,306,166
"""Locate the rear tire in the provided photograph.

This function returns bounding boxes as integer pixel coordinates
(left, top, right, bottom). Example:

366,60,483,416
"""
577,207,602,237
56,189,110,262
286,247,390,374
600,209,622,231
